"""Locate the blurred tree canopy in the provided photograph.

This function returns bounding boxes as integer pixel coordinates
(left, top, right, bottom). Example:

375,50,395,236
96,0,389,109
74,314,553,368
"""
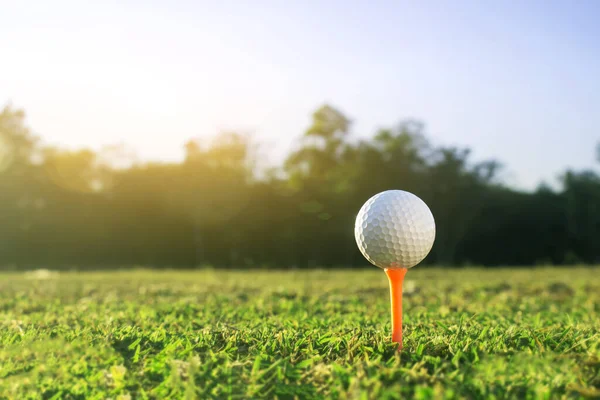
1,103,599,269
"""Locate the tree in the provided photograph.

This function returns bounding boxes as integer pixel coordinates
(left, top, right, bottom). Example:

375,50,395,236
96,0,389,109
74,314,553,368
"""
0,105,44,267
2,102,597,269
42,148,105,193
0,104,39,171
353,120,430,198
563,170,600,264
169,132,255,266
285,104,351,184
283,104,354,266
422,147,501,265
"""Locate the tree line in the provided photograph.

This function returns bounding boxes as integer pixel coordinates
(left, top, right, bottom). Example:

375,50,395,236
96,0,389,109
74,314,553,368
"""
1,104,598,269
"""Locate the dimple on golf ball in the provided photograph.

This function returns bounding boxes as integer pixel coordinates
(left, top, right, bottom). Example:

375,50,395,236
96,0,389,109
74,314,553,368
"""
355,190,436,269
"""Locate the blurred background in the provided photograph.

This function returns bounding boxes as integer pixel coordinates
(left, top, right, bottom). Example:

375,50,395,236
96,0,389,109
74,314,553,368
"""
1,1,599,269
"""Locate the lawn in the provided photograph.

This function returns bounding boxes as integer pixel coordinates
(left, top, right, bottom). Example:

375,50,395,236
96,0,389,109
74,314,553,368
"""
0,267,599,399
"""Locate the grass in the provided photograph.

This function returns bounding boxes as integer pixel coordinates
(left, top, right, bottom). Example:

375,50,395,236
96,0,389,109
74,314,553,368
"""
0,267,599,399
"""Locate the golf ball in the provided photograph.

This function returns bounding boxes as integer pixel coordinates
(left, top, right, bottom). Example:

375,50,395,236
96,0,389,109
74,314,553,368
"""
354,190,436,269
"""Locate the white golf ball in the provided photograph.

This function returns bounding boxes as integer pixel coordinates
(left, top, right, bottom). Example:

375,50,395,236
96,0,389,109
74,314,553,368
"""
355,190,436,269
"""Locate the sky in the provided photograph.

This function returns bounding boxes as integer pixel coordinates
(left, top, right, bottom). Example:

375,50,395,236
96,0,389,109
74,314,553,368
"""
1,0,599,190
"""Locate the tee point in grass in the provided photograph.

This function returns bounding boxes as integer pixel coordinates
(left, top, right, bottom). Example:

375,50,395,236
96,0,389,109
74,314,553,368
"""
355,190,436,350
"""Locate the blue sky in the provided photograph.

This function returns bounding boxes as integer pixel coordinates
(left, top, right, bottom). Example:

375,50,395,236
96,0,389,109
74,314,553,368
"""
1,0,598,190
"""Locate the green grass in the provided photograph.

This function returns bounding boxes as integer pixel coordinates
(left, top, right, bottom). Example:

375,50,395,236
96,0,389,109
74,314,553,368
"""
0,267,599,399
